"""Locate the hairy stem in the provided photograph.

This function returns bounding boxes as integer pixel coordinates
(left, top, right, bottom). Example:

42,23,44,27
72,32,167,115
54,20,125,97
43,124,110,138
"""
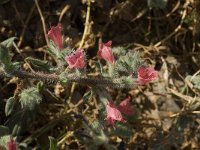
10,69,135,88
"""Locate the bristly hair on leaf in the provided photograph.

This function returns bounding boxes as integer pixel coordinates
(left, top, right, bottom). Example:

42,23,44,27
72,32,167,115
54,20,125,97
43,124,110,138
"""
19,87,42,110
112,51,141,78
112,46,127,56
47,41,74,61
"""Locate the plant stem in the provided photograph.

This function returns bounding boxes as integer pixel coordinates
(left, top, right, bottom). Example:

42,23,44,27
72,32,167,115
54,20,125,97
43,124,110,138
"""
9,70,136,88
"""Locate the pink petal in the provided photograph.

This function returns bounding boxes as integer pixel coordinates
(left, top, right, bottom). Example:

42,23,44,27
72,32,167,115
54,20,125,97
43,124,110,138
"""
7,139,17,150
137,67,158,85
65,49,85,69
106,101,125,125
102,41,112,48
97,41,115,63
118,97,134,116
47,23,62,49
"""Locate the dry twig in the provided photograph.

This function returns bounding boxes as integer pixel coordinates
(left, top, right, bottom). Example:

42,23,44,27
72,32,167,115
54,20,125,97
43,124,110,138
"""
34,0,48,45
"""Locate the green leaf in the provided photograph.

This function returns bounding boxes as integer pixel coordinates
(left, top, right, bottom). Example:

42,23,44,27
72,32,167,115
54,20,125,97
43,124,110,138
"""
112,46,126,56
49,136,58,150
19,87,42,110
1,37,16,48
47,41,59,58
25,57,53,72
5,97,16,116
0,125,10,136
113,51,141,78
0,135,10,150
58,47,74,61
0,44,14,74
5,108,35,136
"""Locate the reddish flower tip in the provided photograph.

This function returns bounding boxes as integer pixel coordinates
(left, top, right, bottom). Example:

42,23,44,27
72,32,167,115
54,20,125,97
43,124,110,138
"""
65,48,85,69
118,96,134,116
106,101,125,125
137,66,158,85
7,139,17,150
97,41,115,63
47,23,63,49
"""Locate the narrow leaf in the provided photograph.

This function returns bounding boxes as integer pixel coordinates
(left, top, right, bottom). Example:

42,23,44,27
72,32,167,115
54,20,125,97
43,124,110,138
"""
1,37,16,48
49,136,58,150
5,97,16,116
0,44,13,74
25,57,52,72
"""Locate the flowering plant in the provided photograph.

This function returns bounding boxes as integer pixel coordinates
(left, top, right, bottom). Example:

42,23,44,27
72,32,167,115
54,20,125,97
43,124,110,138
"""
0,24,158,149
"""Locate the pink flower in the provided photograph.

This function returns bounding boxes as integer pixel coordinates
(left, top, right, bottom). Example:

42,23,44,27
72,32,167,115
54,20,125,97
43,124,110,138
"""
118,97,134,116
65,49,85,69
47,23,62,49
7,139,17,150
97,41,115,63
137,66,158,85
106,101,125,125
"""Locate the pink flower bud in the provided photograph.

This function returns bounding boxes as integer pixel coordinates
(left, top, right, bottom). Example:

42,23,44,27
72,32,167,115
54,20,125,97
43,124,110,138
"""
47,23,62,49
137,66,157,85
97,41,115,63
118,96,134,116
106,101,125,125
7,139,17,150
65,49,85,69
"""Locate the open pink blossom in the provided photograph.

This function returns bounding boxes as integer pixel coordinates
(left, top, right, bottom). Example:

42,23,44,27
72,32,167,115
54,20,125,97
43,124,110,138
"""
97,41,115,63
106,101,125,125
118,96,134,116
7,139,17,150
65,49,85,69
47,23,62,49
137,66,158,85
